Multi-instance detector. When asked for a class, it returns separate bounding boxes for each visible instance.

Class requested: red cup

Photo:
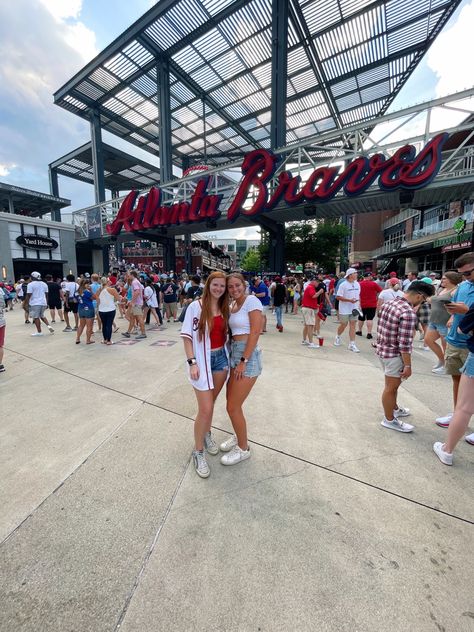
[318,337,324,346]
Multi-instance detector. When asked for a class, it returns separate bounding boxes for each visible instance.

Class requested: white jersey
[180,300,229,391]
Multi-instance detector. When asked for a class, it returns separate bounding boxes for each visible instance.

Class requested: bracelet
[403,365,411,368]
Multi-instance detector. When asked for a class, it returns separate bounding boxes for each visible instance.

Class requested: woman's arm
[183,338,199,381]
[242,310,261,360]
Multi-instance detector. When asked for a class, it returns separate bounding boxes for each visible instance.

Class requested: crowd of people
[1,252,473,474]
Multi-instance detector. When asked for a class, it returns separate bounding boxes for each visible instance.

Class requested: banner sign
[16,234,58,250]
[86,208,102,239]
[106,133,448,236]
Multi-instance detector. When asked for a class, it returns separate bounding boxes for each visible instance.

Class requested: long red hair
[198,272,229,341]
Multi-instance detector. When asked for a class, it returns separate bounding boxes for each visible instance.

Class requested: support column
[7,195,14,214]
[165,237,176,273]
[90,109,106,205]
[158,58,173,184]
[270,0,289,151]
[268,223,285,274]
[49,171,62,221]
[184,233,192,273]
[102,245,110,276]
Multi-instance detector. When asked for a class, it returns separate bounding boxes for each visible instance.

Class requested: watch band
[240,356,249,363]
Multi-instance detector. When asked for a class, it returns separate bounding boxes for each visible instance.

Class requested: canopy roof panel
[49,142,161,191]
[0,182,70,218]
[54,0,462,166]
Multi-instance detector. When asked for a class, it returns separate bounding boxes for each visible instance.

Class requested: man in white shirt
[334,268,361,353]
[23,272,54,336]
[402,271,417,291]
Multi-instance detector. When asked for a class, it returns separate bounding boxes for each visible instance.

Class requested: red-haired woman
[181,272,230,478]
[220,272,262,466]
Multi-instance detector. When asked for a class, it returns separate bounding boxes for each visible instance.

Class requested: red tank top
[210,315,226,349]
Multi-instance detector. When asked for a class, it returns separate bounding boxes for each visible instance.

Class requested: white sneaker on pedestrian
[204,432,219,455]
[348,342,360,353]
[334,336,341,346]
[192,450,210,478]
[47,325,54,334]
[219,434,238,453]
[31,332,43,337]
[435,413,453,428]
[433,442,453,466]
[465,433,474,445]
[394,407,410,418]
[301,340,309,345]
[307,342,320,348]
[381,417,414,432]
[432,365,446,375]
[220,445,251,466]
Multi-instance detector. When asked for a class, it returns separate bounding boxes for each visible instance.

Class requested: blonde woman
[425,271,462,373]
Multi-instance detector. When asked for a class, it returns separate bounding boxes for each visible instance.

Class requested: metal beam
[158,58,173,184]
[90,108,106,204]
[271,0,288,151]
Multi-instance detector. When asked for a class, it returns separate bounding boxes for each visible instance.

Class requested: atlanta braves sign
[106,133,448,236]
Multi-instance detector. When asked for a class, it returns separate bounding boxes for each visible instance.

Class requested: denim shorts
[210,347,228,373]
[78,307,95,319]
[460,352,474,378]
[230,340,262,378]
[428,322,448,337]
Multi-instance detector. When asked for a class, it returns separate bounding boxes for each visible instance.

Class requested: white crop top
[229,295,263,335]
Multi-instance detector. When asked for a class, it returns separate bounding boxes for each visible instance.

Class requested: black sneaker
[121,332,131,338]
[355,331,362,336]
[0,364,5,373]
[367,333,373,340]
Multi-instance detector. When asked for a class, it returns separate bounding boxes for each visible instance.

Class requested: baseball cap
[274,276,282,283]
[31,271,41,279]
[84,272,91,278]
[420,277,433,285]
[389,271,398,277]
[344,267,357,278]
[388,278,399,286]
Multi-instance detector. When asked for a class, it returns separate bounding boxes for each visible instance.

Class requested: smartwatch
[187,358,197,366]
[240,357,249,364]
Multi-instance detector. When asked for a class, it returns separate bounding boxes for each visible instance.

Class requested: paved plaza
[0,307,473,632]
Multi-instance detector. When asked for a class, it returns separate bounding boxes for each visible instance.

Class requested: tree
[284,219,349,272]
[240,247,262,273]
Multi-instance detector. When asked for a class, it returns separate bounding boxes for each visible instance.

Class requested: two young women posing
[181,272,262,478]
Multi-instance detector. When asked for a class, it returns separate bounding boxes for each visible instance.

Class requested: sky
[0,0,473,241]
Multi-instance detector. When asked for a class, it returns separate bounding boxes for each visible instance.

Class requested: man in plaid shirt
[376,280,435,432]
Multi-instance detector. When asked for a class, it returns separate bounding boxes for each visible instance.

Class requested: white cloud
[38,0,97,62]
[427,0,474,98]
[38,0,82,22]
[0,163,17,177]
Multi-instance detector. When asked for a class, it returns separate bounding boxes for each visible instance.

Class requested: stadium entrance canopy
[53,0,468,271]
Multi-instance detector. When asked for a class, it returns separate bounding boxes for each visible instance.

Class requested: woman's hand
[234,362,245,380]
[190,364,200,381]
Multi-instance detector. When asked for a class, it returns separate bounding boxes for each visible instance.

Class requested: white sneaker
[432,366,446,375]
[381,417,414,432]
[192,450,210,478]
[394,407,410,418]
[47,325,54,334]
[348,342,360,353]
[334,336,341,346]
[204,432,219,455]
[433,442,453,465]
[307,342,320,348]
[220,445,251,466]
[219,434,238,453]
[435,413,453,428]
[31,332,43,337]
[301,340,309,345]
[465,433,474,445]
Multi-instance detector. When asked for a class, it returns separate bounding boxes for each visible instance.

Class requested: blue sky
[0,0,473,240]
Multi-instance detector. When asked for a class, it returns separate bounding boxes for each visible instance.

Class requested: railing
[412,209,473,240]
[382,208,421,230]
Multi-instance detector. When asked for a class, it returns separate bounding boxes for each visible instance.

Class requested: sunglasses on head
[461,268,474,277]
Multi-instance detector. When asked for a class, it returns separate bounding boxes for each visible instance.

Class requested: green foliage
[284,219,349,271]
[240,247,262,273]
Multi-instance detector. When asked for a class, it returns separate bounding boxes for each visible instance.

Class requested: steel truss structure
[72,89,474,239]
[55,0,463,177]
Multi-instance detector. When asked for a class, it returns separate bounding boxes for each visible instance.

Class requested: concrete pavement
[0,306,472,632]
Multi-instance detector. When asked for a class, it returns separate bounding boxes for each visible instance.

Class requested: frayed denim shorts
[460,351,474,378]
[428,322,448,336]
[210,347,228,373]
[230,340,262,378]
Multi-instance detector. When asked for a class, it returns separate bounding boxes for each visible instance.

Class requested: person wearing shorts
[357,272,380,340]
[45,274,63,323]
[249,276,269,333]
[63,274,79,331]
[221,273,263,467]
[122,270,146,339]
[435,252,474,428]
[181,272,230,479]
[376,281,435,433]
[24,272,54,337]
[433,303,474,465]
[334,268,361,353]
[301,277,323,348]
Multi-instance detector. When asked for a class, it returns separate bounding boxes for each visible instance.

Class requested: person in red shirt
[108,272,117,286]
[301,278,324,348]
[356,272,381,339]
